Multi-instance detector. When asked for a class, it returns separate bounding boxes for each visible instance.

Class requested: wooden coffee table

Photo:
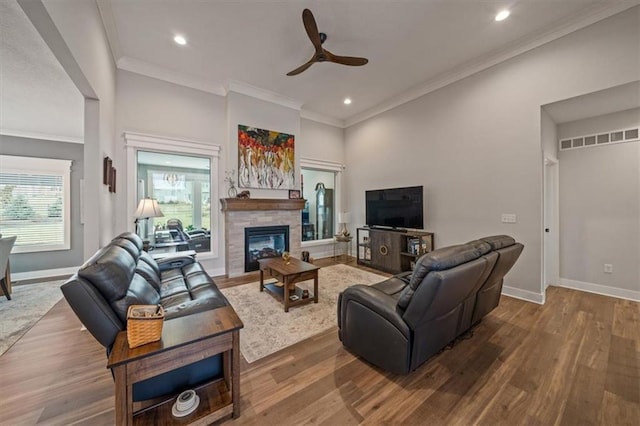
[258,257,320,312]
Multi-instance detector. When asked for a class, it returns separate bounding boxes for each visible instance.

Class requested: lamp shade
[338,212,351,224]
[134,198,164,219]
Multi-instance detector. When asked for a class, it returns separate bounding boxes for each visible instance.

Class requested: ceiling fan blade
[325,50,369,66]
[302,9,323,53]
[286,57,316,76]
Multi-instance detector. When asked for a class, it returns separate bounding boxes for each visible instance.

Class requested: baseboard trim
[557,278,640,302]
[11,266,79,283]
[206,267,226,278]
[502,285,545,304]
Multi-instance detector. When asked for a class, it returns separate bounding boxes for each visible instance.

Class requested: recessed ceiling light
[174,35,187,45]
[343,98,352,105]
[495,10,510,21]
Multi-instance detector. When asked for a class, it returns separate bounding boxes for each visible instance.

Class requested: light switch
[501,213,517,223]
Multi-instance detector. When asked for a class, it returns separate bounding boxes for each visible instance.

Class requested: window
[0,155,71,253]
[137,151,211,253]
[300,159,344,243]
[124,132,220,257]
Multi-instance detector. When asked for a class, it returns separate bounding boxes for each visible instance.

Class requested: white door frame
[543,155,560,295]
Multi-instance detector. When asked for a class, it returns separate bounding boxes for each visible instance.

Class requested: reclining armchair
[337,235,523,374]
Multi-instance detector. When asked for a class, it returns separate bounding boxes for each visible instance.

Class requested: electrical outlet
[604,264,613,273]
[501,213,517,223]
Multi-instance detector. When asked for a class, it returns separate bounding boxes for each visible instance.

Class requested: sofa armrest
[156,256,195,272]
[338,285,409,338]
[338,284,412,374]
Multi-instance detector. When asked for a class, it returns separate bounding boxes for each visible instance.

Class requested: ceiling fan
[286,9,369,76]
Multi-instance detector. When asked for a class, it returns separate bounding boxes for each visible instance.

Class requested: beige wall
[557,108,640,295]
[38,0,117,255]
[115,70,227,273]
[115,72,345,274]
[345,8,640,301]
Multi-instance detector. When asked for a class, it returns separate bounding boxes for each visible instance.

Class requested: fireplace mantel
[220,198,305,211]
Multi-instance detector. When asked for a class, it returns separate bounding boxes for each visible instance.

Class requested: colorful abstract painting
[238,125,295,189]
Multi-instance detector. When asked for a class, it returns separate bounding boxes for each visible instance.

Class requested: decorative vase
[228,186,237,198]
[282,251,291,264]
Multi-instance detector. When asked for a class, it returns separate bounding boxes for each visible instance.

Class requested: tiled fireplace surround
[222,199,303,278]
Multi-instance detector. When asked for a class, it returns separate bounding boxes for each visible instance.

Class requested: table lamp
[338,212,351,237]
[134,198,164,250]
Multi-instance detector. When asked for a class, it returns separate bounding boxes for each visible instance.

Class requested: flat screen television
[365,186,424,229]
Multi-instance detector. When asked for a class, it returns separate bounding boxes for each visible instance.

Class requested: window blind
[0,155,71,253]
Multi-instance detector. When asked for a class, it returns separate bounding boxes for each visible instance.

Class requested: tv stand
[357,227,434,274]
[368,226,408,233]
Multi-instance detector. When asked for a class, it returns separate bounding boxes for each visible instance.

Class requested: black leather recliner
[61,232,229,401]
[337,235,523,374]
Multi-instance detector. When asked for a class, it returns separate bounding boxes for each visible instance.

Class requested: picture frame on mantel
[288,190,301,199]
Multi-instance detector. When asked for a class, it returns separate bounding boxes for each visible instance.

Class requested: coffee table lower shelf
[133,380,232,425]
[263,282,315,309]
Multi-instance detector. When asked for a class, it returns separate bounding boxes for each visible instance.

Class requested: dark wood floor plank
[605,335,640,403]
[0,261,638,426]
[601,390,640,426]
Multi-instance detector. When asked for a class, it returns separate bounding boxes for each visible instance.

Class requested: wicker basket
[126,304,164,348]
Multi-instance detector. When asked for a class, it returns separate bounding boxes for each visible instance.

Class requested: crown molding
[123,131,221,156]
[0,128,84,144]
[225,80,303,111]
[96,0,121,63]
[300,110,345,128]
[300,157,345,172]
[117,56,226,96]
[345,1,640,127]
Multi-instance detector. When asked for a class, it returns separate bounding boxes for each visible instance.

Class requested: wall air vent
[559,127,639,151]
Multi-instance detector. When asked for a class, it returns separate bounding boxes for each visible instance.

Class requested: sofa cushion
[111,238,141,261]
[160,276,190,299]
[135,260,162,292]
[182,262,205,277]
[399,242,491,310]
[116,232,144,251]
[111,273,161,323]
[138,251,161,277]
[372,276,409,299]
[408,242,491,289]
[481,235,515,250]
[78,245,137,302]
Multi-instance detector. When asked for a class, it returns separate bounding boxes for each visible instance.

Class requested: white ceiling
[0,0,84,142]
[1,0,638,143]
[544,81,640,124]
[102,0,639,125]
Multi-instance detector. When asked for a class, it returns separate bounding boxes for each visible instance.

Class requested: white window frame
[0,155,71,253]
[124,132,221,259]
[300,157,344,247]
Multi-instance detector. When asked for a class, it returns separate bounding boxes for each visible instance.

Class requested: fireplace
[244,225,290,272]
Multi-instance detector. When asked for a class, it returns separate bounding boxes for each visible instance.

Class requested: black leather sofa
[337,235,523,374]
[61,232,230,401]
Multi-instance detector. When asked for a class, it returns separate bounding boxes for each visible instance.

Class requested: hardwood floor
[0,258,638,425]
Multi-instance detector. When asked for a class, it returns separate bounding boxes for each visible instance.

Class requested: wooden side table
[107,306,243,425]
[258,257,320,312]
[333,235,353,263]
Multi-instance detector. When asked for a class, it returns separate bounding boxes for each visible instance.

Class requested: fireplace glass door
[245,225,290,272]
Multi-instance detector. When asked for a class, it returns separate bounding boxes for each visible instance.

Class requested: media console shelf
[357,227,434,274]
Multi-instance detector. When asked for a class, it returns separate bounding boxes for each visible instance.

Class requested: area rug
[0,280,64,356]
[220,263,387,363]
